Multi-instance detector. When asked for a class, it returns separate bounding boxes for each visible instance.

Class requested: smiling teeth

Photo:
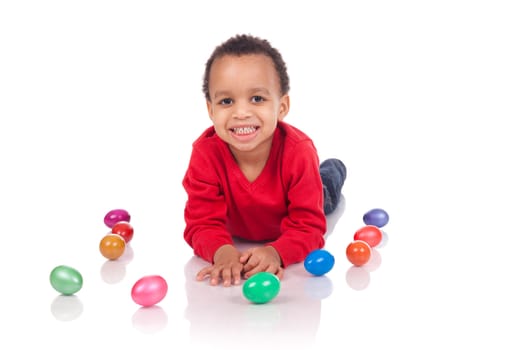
[232,127,256,135]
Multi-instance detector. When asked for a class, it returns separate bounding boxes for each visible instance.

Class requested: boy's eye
[219,98,233,105]
[252,96,264,103]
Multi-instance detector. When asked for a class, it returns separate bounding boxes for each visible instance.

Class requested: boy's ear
[206,100,213,120]
[278,94,290,121]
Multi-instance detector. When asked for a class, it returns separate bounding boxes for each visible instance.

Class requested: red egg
[353,225,382,248]
[131,275,168,307]
[111,221,134,243]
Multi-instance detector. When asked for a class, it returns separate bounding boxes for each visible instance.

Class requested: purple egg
[363,208,389,228]
[104,209,131,228]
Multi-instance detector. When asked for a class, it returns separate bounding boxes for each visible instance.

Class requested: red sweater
[182,121,326,267]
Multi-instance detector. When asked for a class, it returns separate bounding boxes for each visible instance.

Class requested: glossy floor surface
[1,1,524,349]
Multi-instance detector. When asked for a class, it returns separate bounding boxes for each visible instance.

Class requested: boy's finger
[196,266,212,281]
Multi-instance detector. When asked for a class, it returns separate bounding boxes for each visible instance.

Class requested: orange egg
[346,240,371,266]
[99,234,126,260]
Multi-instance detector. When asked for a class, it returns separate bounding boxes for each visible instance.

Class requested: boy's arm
[183,148,233,263]
[268,141,327,267]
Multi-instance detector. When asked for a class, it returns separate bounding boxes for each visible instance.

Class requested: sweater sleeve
[267,140,327,267]
[182,146,233,263]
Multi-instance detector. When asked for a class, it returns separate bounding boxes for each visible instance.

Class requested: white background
[1,1,524,349]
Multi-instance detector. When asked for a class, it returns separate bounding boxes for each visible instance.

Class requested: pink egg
[104,209,131,228]
[131,275,168,307]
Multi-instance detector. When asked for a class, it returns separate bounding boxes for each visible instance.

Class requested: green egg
[242,272,280,304]
[50,265,83,295]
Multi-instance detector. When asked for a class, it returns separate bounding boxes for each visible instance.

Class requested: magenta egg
[104,209,131,228]
[131,275,168,307]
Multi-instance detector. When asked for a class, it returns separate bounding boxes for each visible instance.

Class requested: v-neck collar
[220,126,283,191]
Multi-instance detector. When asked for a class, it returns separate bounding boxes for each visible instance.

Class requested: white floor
[1,1,524,349]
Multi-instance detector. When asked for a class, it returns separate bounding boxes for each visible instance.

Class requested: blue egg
[304,249,335,276]
[363,208,389,228]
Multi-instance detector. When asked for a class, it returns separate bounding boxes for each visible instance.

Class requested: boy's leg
[320,158,347,215]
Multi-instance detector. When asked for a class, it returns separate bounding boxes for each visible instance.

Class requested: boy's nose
[232,101,252,119]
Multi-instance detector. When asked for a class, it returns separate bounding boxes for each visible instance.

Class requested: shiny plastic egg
[111,221,134,243]
[304,249,335,276]
[50,265,83,295]
[363,208,389,228]
[242,272,280,304]
[104,209,131,228]
[99,234,126,260]
[346,240,372,266]
[131,275,168,307]
[353,225,383,248]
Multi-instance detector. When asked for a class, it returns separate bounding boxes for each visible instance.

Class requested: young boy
[183,34,346,286]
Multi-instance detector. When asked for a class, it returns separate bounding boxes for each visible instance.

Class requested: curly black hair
[202,34,290,101]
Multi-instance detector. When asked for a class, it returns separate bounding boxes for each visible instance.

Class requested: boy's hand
[196,244,243,287]
[240,246,284,280]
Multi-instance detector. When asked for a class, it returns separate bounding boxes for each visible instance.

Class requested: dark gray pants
[320,158,346,215]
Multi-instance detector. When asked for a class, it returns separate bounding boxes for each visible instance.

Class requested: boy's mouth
[230,126,259,135]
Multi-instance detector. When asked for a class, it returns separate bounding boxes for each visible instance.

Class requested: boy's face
[206,54,289,157]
